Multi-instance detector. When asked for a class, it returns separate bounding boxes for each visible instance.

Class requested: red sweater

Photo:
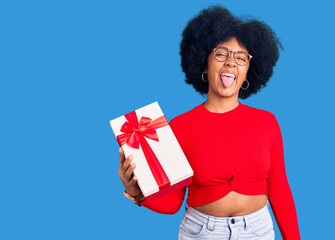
[139,101,301,240]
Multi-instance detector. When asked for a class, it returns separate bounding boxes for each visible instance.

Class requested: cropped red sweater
[138,101,300,240]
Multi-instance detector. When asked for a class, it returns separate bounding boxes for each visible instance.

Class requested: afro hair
[180,5,283,99]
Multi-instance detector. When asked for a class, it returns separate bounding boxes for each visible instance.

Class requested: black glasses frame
[212,47,253,66]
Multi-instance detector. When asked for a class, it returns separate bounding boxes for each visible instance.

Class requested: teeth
[222,73,236,79]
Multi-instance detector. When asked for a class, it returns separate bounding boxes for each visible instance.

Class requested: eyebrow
[217,46,249,54]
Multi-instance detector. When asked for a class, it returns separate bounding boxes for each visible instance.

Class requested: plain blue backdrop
[1,0,334,239]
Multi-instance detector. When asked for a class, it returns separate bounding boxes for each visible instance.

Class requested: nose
[224,52,236,67]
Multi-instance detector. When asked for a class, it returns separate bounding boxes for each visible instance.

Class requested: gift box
[110,101,193,202]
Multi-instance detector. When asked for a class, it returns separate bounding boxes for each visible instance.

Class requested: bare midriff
[193,191,268,217]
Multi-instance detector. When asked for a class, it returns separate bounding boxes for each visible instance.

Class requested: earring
[202,72,208,82]
[241,79,249,90]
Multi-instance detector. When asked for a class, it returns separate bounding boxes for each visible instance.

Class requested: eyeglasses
[212,47,252,66]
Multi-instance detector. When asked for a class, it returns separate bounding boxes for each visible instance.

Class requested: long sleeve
[267,114,301,240]
[137,186,186,214]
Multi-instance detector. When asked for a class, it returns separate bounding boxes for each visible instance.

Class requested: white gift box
[110,101,193,202]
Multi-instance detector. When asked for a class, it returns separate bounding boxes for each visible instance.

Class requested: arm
[136,186,186,214]
[267,114,301,240]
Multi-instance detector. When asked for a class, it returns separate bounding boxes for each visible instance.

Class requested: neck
[204,94,240,113]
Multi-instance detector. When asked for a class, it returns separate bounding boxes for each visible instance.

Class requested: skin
[118,37,267,217]
[118,148,143,203]
[204,37,249,113]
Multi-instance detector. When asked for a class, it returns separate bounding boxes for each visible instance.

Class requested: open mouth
[220,73,236,88]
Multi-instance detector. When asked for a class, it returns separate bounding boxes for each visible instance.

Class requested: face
[205,37,250,100]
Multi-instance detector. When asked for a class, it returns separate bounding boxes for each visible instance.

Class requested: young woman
[118,6,301,240]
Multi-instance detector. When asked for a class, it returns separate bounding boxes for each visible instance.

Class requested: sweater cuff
[135,199,145,207]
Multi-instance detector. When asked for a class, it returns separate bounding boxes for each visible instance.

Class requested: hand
[118,148,144,201]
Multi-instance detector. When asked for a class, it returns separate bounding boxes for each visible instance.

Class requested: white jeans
[179,200,275,239]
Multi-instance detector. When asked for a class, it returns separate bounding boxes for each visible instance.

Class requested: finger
[118,162,123,177]
[129,175,138,185]
[122,154,134,173]
[124,162,136,182]
[119,147,125,163]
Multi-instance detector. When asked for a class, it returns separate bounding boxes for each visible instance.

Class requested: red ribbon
[117,111,170,191]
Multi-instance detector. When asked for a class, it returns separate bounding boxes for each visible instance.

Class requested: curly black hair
[180,5,283,99]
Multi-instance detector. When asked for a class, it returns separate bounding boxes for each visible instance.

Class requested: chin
[217,90,237,98]
[210,84,237,98]
[220,84,237,93]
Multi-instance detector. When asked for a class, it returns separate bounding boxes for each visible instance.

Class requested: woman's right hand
[118,148,144,201]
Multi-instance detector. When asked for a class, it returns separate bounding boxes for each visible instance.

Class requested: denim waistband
[185,199,270,231]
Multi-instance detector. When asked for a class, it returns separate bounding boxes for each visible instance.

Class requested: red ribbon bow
[117,111,170,191]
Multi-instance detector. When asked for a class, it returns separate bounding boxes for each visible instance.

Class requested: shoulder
[242,103,277,121]
[242,104,282,144]
[168,102,279,128]
[169,104,201,126]
[167,105,202,142]
[240,103,281,133]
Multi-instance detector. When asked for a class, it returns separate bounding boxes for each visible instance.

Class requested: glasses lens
[235,52,249,66]
[214,48,229,62]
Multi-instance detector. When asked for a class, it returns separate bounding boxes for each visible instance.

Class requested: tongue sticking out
[221,75,235,88]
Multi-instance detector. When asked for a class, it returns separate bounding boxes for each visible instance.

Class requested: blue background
[1,0,334,239]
